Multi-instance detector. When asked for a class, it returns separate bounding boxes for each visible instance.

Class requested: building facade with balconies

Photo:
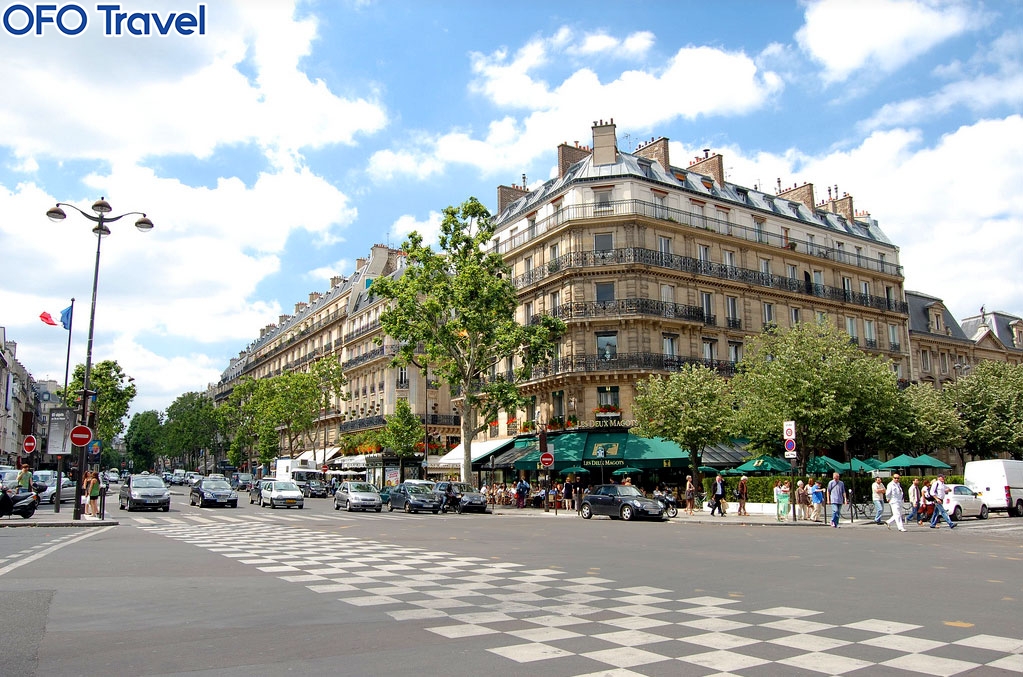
[489,119,911,433]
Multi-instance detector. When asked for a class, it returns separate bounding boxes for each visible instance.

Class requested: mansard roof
[960,310,1023,352]
[904,290,970,341]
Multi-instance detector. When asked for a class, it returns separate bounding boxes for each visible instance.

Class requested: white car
[941,483,989,521]
[256,479,304,509]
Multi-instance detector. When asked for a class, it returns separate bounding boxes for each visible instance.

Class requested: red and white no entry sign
[540,451,555,467]
[22,435,36,453]
[70,425,93,446]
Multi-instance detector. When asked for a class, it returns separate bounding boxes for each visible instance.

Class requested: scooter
[440,492,463,514]
[0,484,43,519]
[654,490,679,518]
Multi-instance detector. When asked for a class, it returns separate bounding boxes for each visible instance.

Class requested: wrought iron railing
[343,320,381,343]
[339,415,386,433]
[342,344,399,371]
[531,298,706,324]
[526,352,737,380]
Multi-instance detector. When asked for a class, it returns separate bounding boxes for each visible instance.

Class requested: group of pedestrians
[826,472,956,531]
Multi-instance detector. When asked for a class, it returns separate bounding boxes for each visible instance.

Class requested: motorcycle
[440,492,462,514]
[654,490,679,518]
[0,483,44,519]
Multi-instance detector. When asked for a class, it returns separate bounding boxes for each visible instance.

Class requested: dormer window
[638,159,653,178]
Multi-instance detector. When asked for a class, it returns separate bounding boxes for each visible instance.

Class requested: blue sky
[2,0,1021,416]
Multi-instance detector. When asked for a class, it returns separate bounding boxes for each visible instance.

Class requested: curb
[0,519,120,528]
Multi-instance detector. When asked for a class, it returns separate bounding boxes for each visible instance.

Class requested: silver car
[39,477,76,504]
[334,481,382,512]
[119,474,171,512]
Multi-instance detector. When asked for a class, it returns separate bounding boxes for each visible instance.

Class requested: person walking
[88,471,102,518]
[778,481,791,521]
[919,480,934,525]
[885,474,906,532]
[906,478,921,523]
[810,479,824,521]
[795,480,808,520]
[17,464,32,493]
[737,476,748,516]
[709,475,726,516]
[872,476,886,524]
[684,475,696,516]
[827,472,846,528]
[81,471,95,517]
[929,475,956,529]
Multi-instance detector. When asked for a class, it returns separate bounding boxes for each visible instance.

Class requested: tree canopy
[371,197,565,481]
[124,410,164,472]
[62,359,136,466]
[952,361,1023,462]
[163,391,220,471]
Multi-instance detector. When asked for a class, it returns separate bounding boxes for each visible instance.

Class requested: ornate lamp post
[46,197,153,520]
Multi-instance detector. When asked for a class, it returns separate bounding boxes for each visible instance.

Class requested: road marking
[0,527,113,578]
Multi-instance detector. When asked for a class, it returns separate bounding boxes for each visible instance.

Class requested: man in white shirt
[929,475,956,529]
[885,474,906,532]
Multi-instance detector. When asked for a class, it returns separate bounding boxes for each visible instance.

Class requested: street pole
[55,297,74,513]
[46,198,153,521]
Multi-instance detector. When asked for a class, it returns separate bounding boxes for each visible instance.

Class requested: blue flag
[60,305,72,330]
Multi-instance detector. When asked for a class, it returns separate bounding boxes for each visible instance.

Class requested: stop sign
[540,451,554,468]
[70,425,93,447]
[321,464,328,472]
[23,435,36,453]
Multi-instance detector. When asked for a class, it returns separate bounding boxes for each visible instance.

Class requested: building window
[921,350,931,372]
[760,259,771,275]
[702,339,717,361]
[716,209,731,235]
[865,320,876,348]
[596,333,618,359]
[791,308,800,325]
[549,243,559,261]
[659,236,671,255]
[663,334,677,356]
[552,199,564,224]
[817,311,828,324]
[523,256,532,274]
[524,302,533,324]
[846,317,858,340]
[763,303,775,324]
[653,193,668,219]
[594,233,613,251]
[893,362,903,379]
[595,282,615,303]
[754,218,766,243]
[782,227,790,247]
[932,312,943,333]
[728,342,742,363]
[860,281,870,297]
[597,386,620,409]
[726,296,738,322]
[552,391,564,418]
[550,291,560,313]
[940,353,949,374]
[723,250,735,268]
[690,201,705,227]
[699,244,711,262]
[701,292,714,317]
[594,189,612,213]
[888,324,899,348]
[787,264,798,280]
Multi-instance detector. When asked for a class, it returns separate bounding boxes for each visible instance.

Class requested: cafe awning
[513,430,691,471]
[437,437,517,467]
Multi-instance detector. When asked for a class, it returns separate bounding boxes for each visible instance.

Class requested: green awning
[734,456,792,474]
[513,430,691,471]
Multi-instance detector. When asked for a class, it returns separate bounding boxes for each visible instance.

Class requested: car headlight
[161,492,170,499]
[230,492,238,499]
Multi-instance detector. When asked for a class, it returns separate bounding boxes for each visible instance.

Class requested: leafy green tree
[164,392,220,471]
[632,364,734,480]
[62,359,136,451]
[260,370,321,459]
[221,377,260,470]
[731,322,900,468]
[377,398,424,481]
[952,361,1023,462]
[371,197,565,481]
[124,410,164,472]
[310,356,348,468]
[884,383,965,457]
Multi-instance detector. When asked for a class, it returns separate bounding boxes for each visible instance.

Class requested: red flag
[40,312,58,326]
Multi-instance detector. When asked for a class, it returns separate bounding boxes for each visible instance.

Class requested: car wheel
[456,503,463,515]
[231,502,237,508]
[387,503,394,512]
[375,507,381,512]
[189,494,195,506]
[404,502,411,514]
[297,504,302,509]
[980,504,989,519]
[346,500,352,512]
[333,500,340,511]
[620,505,635,521]
[1016,499,1023,517]
[249,495,254,504]
[581,504,593,519]
[162,505,170,512]
[118,498,124,510]
[951,505,962,521]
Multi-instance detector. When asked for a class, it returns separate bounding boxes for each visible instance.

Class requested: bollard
[100,485,107,521]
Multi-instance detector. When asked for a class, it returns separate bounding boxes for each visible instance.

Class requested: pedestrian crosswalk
[122,509,410,526]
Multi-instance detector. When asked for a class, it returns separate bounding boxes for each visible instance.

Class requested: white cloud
[621,31,655,58]
[378,30,781,180]
[390,211,443,247]
[796,0,980,83]
[307,259,352,286]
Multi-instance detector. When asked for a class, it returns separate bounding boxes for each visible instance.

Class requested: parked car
[964,459,1023,517]
[230,472,253,491]
[334,481,382,512]
[942,483,989,521]
[255,479,304,509]
[190,478,239,508]
[303,479,328,498]
[433,481,488,514]
[580,484,665,521]
[377,484,393,505]
[388,483,442,514]
[104,469,121,484]
[118,474,171,512]
[0,469,20,490]
[39,477,76,504]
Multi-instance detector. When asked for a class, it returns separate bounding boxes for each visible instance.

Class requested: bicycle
[850,495,875,521]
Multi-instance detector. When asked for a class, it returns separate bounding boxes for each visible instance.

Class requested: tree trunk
[460,399,474,483]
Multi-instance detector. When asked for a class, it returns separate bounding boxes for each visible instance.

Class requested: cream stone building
[486,119,911,435]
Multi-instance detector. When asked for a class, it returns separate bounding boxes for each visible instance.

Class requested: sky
[1,0,1021,418]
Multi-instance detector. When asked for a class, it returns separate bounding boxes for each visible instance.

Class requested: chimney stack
[558,141,592,178]
[591,118,618,166]
[778,182,816,212]
[497,182,530,213]
[633,136,670,173]
[687,151,725,188]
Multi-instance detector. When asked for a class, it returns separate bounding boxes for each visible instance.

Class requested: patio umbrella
[914,453,952,469]
[698,466,718,474]
[611,467,643,475]
[559,467,590,475]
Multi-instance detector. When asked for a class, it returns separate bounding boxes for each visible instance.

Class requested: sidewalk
[0,503,119,528]
[490,503,886,528]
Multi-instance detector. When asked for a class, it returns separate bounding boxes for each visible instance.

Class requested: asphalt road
[2,493,1021,676]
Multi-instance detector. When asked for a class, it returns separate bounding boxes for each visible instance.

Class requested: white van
[964,459,1023,516]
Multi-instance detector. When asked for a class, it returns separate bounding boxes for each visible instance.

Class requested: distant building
[905,291,975,386]
[960,308,1023,366]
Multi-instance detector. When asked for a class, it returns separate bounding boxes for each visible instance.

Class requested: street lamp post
[46,197,153,521]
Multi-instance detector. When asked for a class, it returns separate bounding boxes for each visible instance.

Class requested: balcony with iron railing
[526,352,737,380]
[727,317,742,329]
[514,246,909,314]
[531,298,707,324]
[420,414,461,427]
[495,198,903,277]
[396,379,409,390]
[343,320,381,343]
[341,344,399,371]
[339,415,386,433]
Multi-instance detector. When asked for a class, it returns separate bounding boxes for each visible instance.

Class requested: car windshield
[275,481,299,491]
[237,474,252,481]
[406,485,432,495]
[616,486,643,497]
[134,478,165,488]
[350,483,376,493]
[451,483,475,493]
[203,480,231,490]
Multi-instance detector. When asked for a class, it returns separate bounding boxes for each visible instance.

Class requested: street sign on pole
[783,421,796,440]
[47,408,74,456]
[540,452,554,468]
[22,435,36,453]
[70,425,93,447]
